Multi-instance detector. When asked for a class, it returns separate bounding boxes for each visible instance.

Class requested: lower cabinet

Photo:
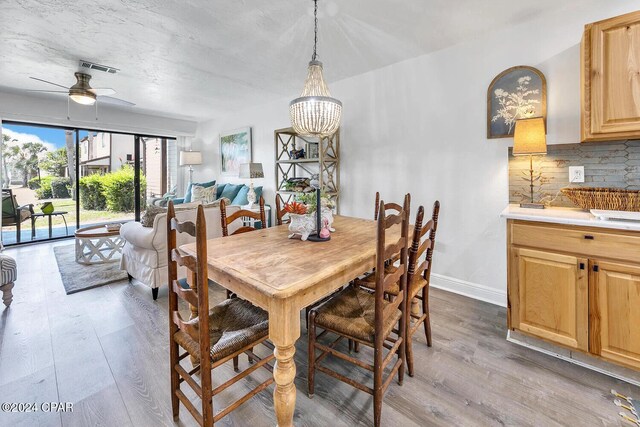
[507,220,640,370]
[512,248,588,351]
[590,260,640,370]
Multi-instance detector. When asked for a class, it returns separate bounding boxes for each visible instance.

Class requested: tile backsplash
[508,140,640,207]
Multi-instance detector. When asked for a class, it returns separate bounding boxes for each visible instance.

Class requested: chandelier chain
[312,0,318,61]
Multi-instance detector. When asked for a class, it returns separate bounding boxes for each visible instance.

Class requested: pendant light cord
[312,0,318,61]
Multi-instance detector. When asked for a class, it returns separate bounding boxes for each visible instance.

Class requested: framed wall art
[487,66,547,139]
[220,127,252,176]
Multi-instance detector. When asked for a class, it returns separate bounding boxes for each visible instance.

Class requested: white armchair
[119,204,240,299]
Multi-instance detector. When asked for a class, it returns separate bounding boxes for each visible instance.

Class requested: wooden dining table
[180,215,383,426]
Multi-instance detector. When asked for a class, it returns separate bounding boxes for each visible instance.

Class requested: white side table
[241,205,271,229]
[75,224,125,264]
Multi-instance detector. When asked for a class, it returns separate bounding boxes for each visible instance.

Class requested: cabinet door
[584,12,640,140]
[590,261,640,369]
[515,248,588,351]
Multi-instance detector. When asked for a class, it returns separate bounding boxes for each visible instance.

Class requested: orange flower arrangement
[283,201,308,215]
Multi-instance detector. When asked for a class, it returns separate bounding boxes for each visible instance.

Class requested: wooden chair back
[220,196,266,236]
[407,201,441,284]
[167,201,212,385]
[373,191,404,221]
[275,195,290,226]
[374,194,410,336]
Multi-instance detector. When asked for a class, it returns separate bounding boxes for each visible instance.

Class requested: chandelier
[289,0,342,137]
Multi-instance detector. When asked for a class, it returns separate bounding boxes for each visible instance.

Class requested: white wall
[192,1,640,306]
[0,90,197,137]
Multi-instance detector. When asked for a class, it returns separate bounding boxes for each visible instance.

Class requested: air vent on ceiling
[79,60,119,74]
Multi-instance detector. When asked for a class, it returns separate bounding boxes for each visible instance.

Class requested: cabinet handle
[593,265,599,272]
[579,262,585,270]
[584,235,594,240]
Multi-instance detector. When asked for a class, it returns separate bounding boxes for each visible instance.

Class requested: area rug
[54,244,128,294]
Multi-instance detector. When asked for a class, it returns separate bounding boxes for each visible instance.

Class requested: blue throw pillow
[232,185,262,206]
[216,183,227,199]
[184,180,216,203]
[220,183,243,202]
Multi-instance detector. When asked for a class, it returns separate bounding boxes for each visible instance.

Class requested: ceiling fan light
[69,91,96,105]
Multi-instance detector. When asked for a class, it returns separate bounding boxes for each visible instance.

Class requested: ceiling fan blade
[98,95,135,107]
[29,76,69,89]
[27,89,68,93]
[89,88,116,96]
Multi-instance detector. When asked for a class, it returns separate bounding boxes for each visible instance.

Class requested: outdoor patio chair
[1,189,35,243]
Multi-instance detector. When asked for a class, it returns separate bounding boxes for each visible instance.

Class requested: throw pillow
[220,183,243,202]
[216,183,227,199]
[231,185,263,206]
[191,184,217,203]
[141,205,167,227]
[184,180,216,203]
[203,197,231,208]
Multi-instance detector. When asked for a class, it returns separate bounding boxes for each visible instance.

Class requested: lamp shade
[513,117,547,156]
[239,163,264,179]
[179,150,202,166]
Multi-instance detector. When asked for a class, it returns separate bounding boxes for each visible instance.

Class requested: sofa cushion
[184,180,216,203]
[231,185,262,206]
[192,184,217,203]
[141,205,167,227]
[216,183,227,199]
[220,183,243,202]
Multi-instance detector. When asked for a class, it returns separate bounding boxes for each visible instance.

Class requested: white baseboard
[430,273,506,307]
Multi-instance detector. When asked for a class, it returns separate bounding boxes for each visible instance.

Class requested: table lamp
[513,117,547,209]
[179,150,202,185]
[239,163,264,208]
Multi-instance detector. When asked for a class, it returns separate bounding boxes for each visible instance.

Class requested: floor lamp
[179,150,202,188]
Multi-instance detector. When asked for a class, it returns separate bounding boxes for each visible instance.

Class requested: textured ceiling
[0,0,566,121]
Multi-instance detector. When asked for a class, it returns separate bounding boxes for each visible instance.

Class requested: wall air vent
[79,60,119,74]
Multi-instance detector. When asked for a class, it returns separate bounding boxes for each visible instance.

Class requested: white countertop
[500,204,640,232]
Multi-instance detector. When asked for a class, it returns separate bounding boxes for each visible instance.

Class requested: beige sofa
[119,204,240,299]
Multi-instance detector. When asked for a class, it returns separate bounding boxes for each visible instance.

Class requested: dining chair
[357,200,441,376]
[308,194,410,427]
[220,196,266,236]
[220,196,266,299]
[275,195,290,226]
[167,201,274,427]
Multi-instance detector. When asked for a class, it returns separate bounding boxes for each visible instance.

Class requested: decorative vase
[288,213,316,241]
[41,202,54,214]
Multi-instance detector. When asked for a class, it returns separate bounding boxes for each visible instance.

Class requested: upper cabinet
[582,11,640,142]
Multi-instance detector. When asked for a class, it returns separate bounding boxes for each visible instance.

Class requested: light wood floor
[0,240,637,427]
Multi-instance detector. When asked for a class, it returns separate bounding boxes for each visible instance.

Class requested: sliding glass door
[0,121,177,246]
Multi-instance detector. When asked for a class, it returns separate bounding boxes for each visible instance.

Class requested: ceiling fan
[28,72,135,107]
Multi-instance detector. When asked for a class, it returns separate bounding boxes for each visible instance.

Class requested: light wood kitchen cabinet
[511,248,588,351]
[590,260,640,370]
[581,11,640,141]
[507,219,640,370]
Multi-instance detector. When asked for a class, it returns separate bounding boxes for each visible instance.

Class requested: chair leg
[308,310,317,398]
[170,345,180,419]
[354,342,360,353]
[423,288,432,347]
[398,318,405,386]
[1,282,14,307]
[233,356,239,372]
[373,344,383,427]
[406,320,415,377]
[152,287,159,300]
[16,221,20,243]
